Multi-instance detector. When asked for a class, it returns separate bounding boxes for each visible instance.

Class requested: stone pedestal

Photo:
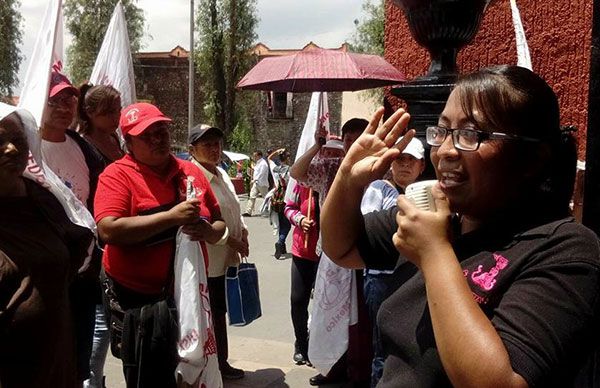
[392,81,454,179]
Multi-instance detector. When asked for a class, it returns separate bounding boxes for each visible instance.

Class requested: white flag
[284,92,329,200]
[18,0,64,125]
[175,225,222,386]
[90,0,137,108]
[510,0,532,70]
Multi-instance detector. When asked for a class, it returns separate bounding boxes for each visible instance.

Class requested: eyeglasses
[47,94,76,108]
[425,125,540,151]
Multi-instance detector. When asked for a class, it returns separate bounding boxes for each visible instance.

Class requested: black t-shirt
[357,207,600,388]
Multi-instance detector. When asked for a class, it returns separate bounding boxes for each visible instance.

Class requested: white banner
[510,0,532,70]
[174,232,222,387]
[308,253,358,375]
[90,0,137,108]
[18,0,64,125]
[284,92,329,201]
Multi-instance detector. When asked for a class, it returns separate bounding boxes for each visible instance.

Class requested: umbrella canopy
[223,150,250,162]
[237,46,406,92]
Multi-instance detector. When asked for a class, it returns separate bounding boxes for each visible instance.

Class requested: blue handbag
[226,261,262,326]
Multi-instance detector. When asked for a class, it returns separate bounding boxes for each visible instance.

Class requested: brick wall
[384,0,592,158]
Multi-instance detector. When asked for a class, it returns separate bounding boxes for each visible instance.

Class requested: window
[268,92,293,119]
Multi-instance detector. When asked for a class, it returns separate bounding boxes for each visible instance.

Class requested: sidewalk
[104,196,344,387]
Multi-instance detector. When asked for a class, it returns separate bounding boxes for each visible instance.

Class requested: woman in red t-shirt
[94,103,225,388]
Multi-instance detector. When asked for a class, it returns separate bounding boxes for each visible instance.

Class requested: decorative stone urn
[390,0,494,178]
[392,0,493,82]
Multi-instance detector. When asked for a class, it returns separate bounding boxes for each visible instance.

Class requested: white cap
[401,137,424,159]
[323,139,344,151]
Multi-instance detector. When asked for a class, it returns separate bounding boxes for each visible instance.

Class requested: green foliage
[350,0,385,103]
[195,0,258,140]
[350,0,385,56]
[0,0,23,97]
[64,0,145,85]
[229,115,253,153]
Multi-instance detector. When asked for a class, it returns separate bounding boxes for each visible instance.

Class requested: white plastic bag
[174,230,222,387]
[308,253,358,375]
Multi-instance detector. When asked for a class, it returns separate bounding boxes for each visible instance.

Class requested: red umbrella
[237,46,405,92]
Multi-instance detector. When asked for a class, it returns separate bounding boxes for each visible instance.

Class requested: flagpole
[188,0,195,135]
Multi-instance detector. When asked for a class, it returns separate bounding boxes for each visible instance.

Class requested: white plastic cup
[404,180,438,211]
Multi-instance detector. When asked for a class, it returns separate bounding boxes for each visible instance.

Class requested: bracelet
[215,226,229,246]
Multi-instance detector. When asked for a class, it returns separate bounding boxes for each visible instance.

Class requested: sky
[15,0,366,93]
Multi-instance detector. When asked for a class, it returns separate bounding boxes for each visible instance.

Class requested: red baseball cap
[49,69,78,98]
[120,103,172,137]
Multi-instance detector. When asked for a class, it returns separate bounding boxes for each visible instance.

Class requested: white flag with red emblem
[174,178,222,387]
[90,0,137,108]
[18,0,64,125]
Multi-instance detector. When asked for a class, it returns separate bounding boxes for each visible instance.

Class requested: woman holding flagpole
[284,183,319,365]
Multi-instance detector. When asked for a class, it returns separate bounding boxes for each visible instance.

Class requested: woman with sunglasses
[321,65,600,387]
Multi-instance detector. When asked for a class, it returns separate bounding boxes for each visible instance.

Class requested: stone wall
[248,91,343,158]
[133,57,205,150]
[384,0,592,158]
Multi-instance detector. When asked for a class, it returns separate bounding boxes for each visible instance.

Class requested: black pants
[101,272,177,388]
[208,275,229,367]
[290,256,319,353]
[70,275,99,382]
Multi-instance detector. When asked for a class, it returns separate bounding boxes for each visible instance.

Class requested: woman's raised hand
[340,107,414,188]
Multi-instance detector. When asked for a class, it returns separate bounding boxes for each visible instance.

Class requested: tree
[0,0,23,98]
[351,0,385,56]
[195,0,258,143]
[64,0,145,85]
[350,0,385,102]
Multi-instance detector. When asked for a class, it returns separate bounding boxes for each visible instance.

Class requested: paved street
[104,196,343,387]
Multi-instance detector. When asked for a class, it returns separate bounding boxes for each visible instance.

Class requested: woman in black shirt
[321,65,600,387]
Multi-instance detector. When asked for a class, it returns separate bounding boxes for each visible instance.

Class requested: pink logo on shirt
[470,253,509,291]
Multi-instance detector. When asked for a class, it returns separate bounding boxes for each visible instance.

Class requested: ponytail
[77,83,93,134]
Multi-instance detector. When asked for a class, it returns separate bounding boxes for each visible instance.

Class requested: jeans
[363,272,394,388]
[83,304,110,388]
[277,211,291,245]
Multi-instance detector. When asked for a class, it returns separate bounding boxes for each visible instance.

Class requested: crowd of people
[1,64,600,388]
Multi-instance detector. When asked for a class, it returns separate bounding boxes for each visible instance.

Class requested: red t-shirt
[94,154,220,294]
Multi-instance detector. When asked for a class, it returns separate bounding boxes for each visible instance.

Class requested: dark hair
[77,84,121,134]
[254,150,263,157]
[455,65,576,215]
[341,118,369,138]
